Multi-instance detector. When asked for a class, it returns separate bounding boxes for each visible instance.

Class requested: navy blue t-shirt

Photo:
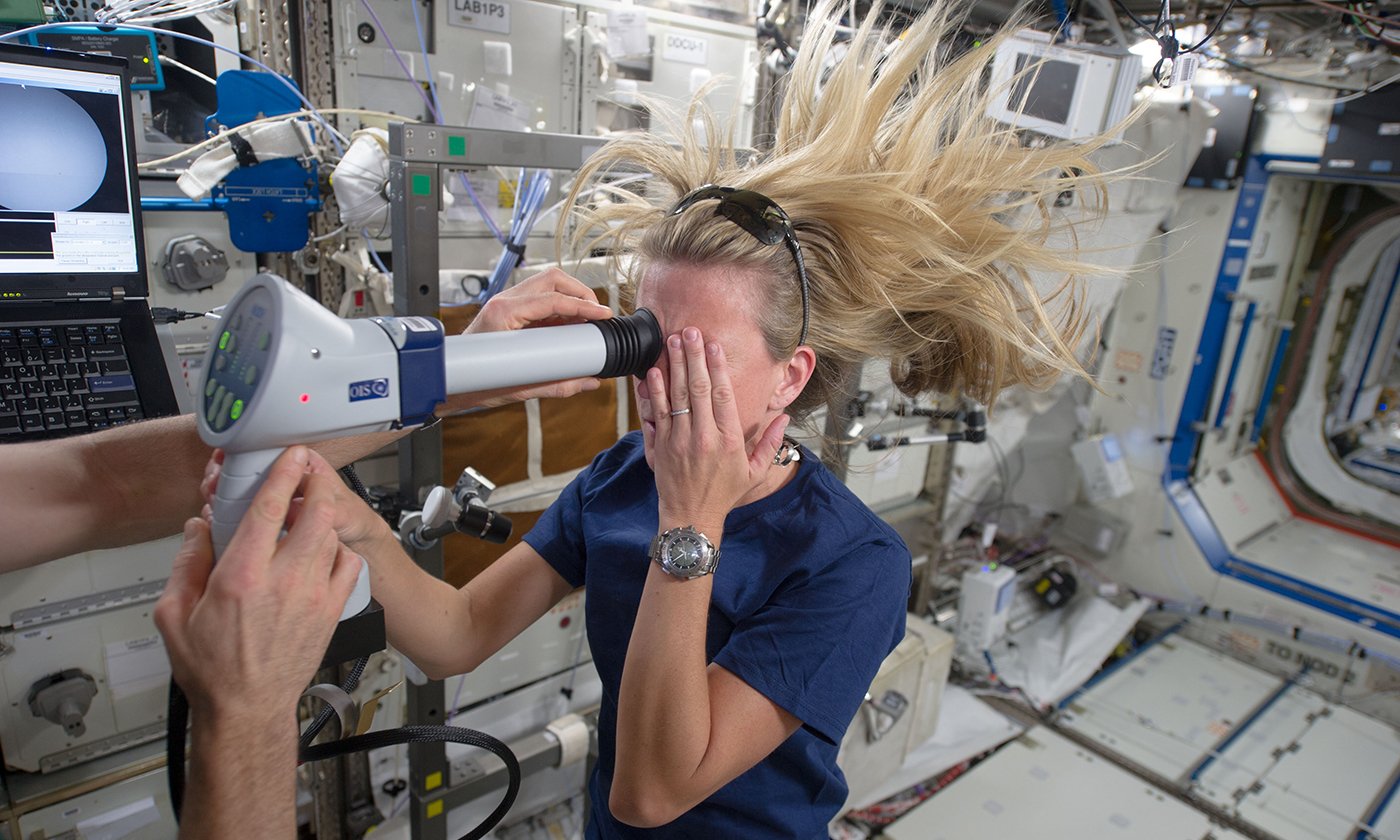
[523,432,911,839]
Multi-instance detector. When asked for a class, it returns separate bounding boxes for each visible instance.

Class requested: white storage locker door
[578,0,756,146]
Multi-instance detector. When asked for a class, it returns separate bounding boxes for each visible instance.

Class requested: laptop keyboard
[0,321,145,439]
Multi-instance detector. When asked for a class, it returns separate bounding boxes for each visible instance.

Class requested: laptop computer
[0,42,179,441]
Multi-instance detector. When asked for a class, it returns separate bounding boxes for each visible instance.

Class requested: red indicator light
[300,394,310,403]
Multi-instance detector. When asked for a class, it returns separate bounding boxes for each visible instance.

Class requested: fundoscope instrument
[195,272,661,617]
[168,272,661,839]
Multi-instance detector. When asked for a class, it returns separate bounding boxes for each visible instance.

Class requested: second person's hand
[157,445,362,722]
[201,448,392,558]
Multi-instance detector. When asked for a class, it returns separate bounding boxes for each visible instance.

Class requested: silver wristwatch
[648,526,720,579]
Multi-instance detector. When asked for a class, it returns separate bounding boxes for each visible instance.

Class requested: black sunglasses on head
[666,185,811,347]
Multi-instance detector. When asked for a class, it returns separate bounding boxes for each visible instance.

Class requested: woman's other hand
[647,327,788,535]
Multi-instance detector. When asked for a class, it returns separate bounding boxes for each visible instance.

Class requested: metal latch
[863,689,909,743]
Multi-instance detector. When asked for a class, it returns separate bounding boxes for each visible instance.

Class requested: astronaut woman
[259,0,1118,834]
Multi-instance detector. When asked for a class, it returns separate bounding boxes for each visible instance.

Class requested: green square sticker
[448,136,466,156]
[412,174,432,196]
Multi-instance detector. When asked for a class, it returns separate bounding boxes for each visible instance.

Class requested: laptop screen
[0,45,146,298]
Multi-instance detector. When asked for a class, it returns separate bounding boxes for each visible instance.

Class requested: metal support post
[309,665,346,840]
[387,122,604,840]
[390,148,448,840]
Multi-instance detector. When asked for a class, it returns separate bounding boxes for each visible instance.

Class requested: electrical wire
[301,655,370,747]
[1111,0,1238,84]
[158,53,216,86]
[311,224,349,242]
[1349,2,1400,46]
[96,0,237,24]
[0,22,346,156]
[358,0,440,123]
[411,0,445,126]
[399,0,506,243]
[442,167,553,306]
[1296,0,1398,25]
[1180,0,1238,53]
[455,173,507,243]
[485,167,552,302]
[363,234,392,274]
[136,107,401,170]
[1214,52,1400,95]
[300,725,520,840]
[444,673,470,726]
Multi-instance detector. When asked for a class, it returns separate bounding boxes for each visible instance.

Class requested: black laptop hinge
[111,286,125,300]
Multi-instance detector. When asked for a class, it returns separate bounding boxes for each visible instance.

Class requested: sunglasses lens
[718,194,786,245]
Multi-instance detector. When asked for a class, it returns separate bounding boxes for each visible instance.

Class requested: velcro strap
[228,131,259,168]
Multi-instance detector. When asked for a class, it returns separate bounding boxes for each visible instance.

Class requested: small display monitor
[1010,54,1081,126]
[987,31,1141,144]
[0,44,147,298]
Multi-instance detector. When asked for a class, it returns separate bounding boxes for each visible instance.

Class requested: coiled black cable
[300,655,370,747]
[168,685,521,839]
[299,725,521,840]
[340,464,371,504]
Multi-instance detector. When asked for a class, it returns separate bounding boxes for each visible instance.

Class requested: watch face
[666,534,705,573]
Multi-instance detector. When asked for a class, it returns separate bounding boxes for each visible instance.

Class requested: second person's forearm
[181,710,298,840]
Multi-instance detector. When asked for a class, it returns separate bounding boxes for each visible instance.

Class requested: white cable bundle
[331,128,392,238]
[175,118,317,200]
[95,0,236,24]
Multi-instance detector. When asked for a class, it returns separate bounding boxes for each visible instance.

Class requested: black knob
[459,503,512,544]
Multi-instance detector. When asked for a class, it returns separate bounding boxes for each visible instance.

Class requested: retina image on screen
[0,62,138,274]
[1009,54,1081,126]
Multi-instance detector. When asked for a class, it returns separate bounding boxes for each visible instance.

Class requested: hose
[167,683,521,840]
[300,725,521,840]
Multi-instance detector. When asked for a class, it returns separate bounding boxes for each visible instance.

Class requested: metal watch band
[648,525,720,579]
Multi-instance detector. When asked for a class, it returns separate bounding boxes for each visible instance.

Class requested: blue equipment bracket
[141,70,320,253]
[207,69,304,132]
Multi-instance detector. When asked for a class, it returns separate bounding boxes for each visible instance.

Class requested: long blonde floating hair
[561,0,1136,421]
